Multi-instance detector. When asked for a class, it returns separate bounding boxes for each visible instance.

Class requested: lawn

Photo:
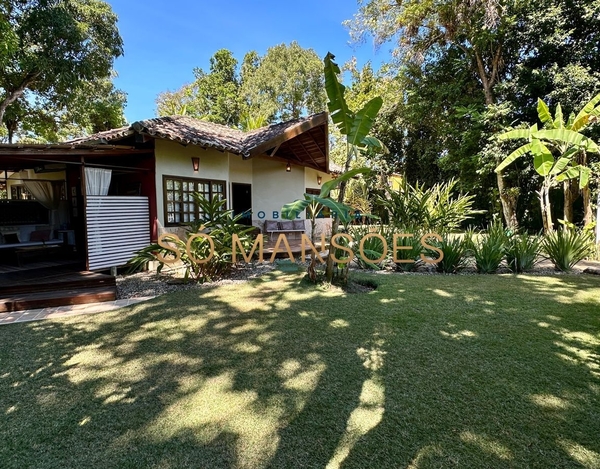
[1,271,600,468]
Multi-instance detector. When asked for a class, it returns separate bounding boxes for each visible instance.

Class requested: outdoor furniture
[14,244,62,266]
[0,229,64,265]
[263,220,306,239]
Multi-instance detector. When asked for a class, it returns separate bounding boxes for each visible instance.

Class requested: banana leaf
[324,52,353,136]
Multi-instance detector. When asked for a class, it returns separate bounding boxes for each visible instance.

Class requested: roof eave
[244,112,328,159]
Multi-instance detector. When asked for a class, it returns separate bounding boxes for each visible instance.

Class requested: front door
[231,183,252,225]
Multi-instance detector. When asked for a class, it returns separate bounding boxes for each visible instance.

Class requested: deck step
[0,271,115,296]
[0,286,117,313]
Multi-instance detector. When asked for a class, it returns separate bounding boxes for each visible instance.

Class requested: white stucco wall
[154,140,332,237]
[304,166,334,193]
[251,158,305,222]
[228,153,252,184]
[155,140,230,228]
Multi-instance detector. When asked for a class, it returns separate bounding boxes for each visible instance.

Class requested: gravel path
[116,263,276,299]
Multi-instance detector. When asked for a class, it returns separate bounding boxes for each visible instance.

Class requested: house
[0,112,334,273]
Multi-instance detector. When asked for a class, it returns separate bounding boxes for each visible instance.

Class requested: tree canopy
[240,41,325,122]
[345,0,600,230]
[156,42,326,127]
[0,0,125,141]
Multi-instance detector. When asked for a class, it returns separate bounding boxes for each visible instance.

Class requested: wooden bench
[263,220,306,239]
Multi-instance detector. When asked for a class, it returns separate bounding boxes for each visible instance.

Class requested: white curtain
[85,167,112,196]
[22,175,61,236]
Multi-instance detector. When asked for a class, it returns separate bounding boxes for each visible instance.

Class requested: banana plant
[495,93,600,232]
[282,167,372,281]
[323,52,385,282]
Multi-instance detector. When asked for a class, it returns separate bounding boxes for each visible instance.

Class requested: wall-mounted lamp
[286,161,291,172]
[191,157,200,172]
[317,176,322,185]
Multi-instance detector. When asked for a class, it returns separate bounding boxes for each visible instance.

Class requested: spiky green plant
[127,195,255,282]
[391,227,423,272]
[349,224,393,270]
[505,233,542,273]
[378,178,482,233]
[469,221,508,274]
[543,229,594,272]
[428,236,469,274]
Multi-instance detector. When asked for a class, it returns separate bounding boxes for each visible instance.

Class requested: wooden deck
[0,265,117,313]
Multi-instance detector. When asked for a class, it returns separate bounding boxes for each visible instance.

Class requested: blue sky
[106,0,387,123]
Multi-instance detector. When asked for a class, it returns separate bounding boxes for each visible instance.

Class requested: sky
[106,0,388,123]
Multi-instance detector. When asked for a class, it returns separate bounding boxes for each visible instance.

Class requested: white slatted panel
[86,196,150,270]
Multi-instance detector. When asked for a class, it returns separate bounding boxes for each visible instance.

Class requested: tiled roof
[67,125,134,144]
[68,113,328,159]
[134,116,246,155]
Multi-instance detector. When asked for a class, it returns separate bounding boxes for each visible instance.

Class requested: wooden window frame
[163,175,226,227]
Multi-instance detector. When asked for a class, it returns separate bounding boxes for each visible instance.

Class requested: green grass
[1,272,600,468]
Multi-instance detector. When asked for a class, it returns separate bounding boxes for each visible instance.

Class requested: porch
[0,263,117,313]
[0,143,155,310]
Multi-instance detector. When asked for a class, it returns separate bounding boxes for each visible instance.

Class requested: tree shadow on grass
[0,272,379,468]
[0,272,599,468]
[337,273,600,468]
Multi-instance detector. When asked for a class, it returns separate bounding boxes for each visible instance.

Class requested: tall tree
[156,43,326,127]
[323,52,384,283]
[240,41,326,122]
[155,84,196,117]
[347,0,600,230]
[2,76,126,143]
[346,0,519,227]
[0,0,123,128]
[156,49,240,126]
[496,95,600,232]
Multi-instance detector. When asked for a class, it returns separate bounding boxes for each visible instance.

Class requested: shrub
[378,178,483,233]
[505,233,542,273]
[349,224,391,270]
[469,221,507,274]
[127,195,255,282]
[428,235,469,274]
[543,229,594,272]
[391,227,423,272]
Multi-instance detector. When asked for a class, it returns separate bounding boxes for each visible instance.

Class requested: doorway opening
[231,183,252,225]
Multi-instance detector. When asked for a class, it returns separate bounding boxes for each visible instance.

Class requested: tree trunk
[582,184,593,227]
[539,182,553,233]
[0,72,40,127]
[307,211,317,282]
[325,144,352,283]
[5,119,18,144]
[474,46,519,229]
[496,171,518,230]
[563,179,578,223]
[581,150,593,226]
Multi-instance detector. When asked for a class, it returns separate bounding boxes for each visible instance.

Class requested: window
[163,176,225,226]
[10,185,32,200]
